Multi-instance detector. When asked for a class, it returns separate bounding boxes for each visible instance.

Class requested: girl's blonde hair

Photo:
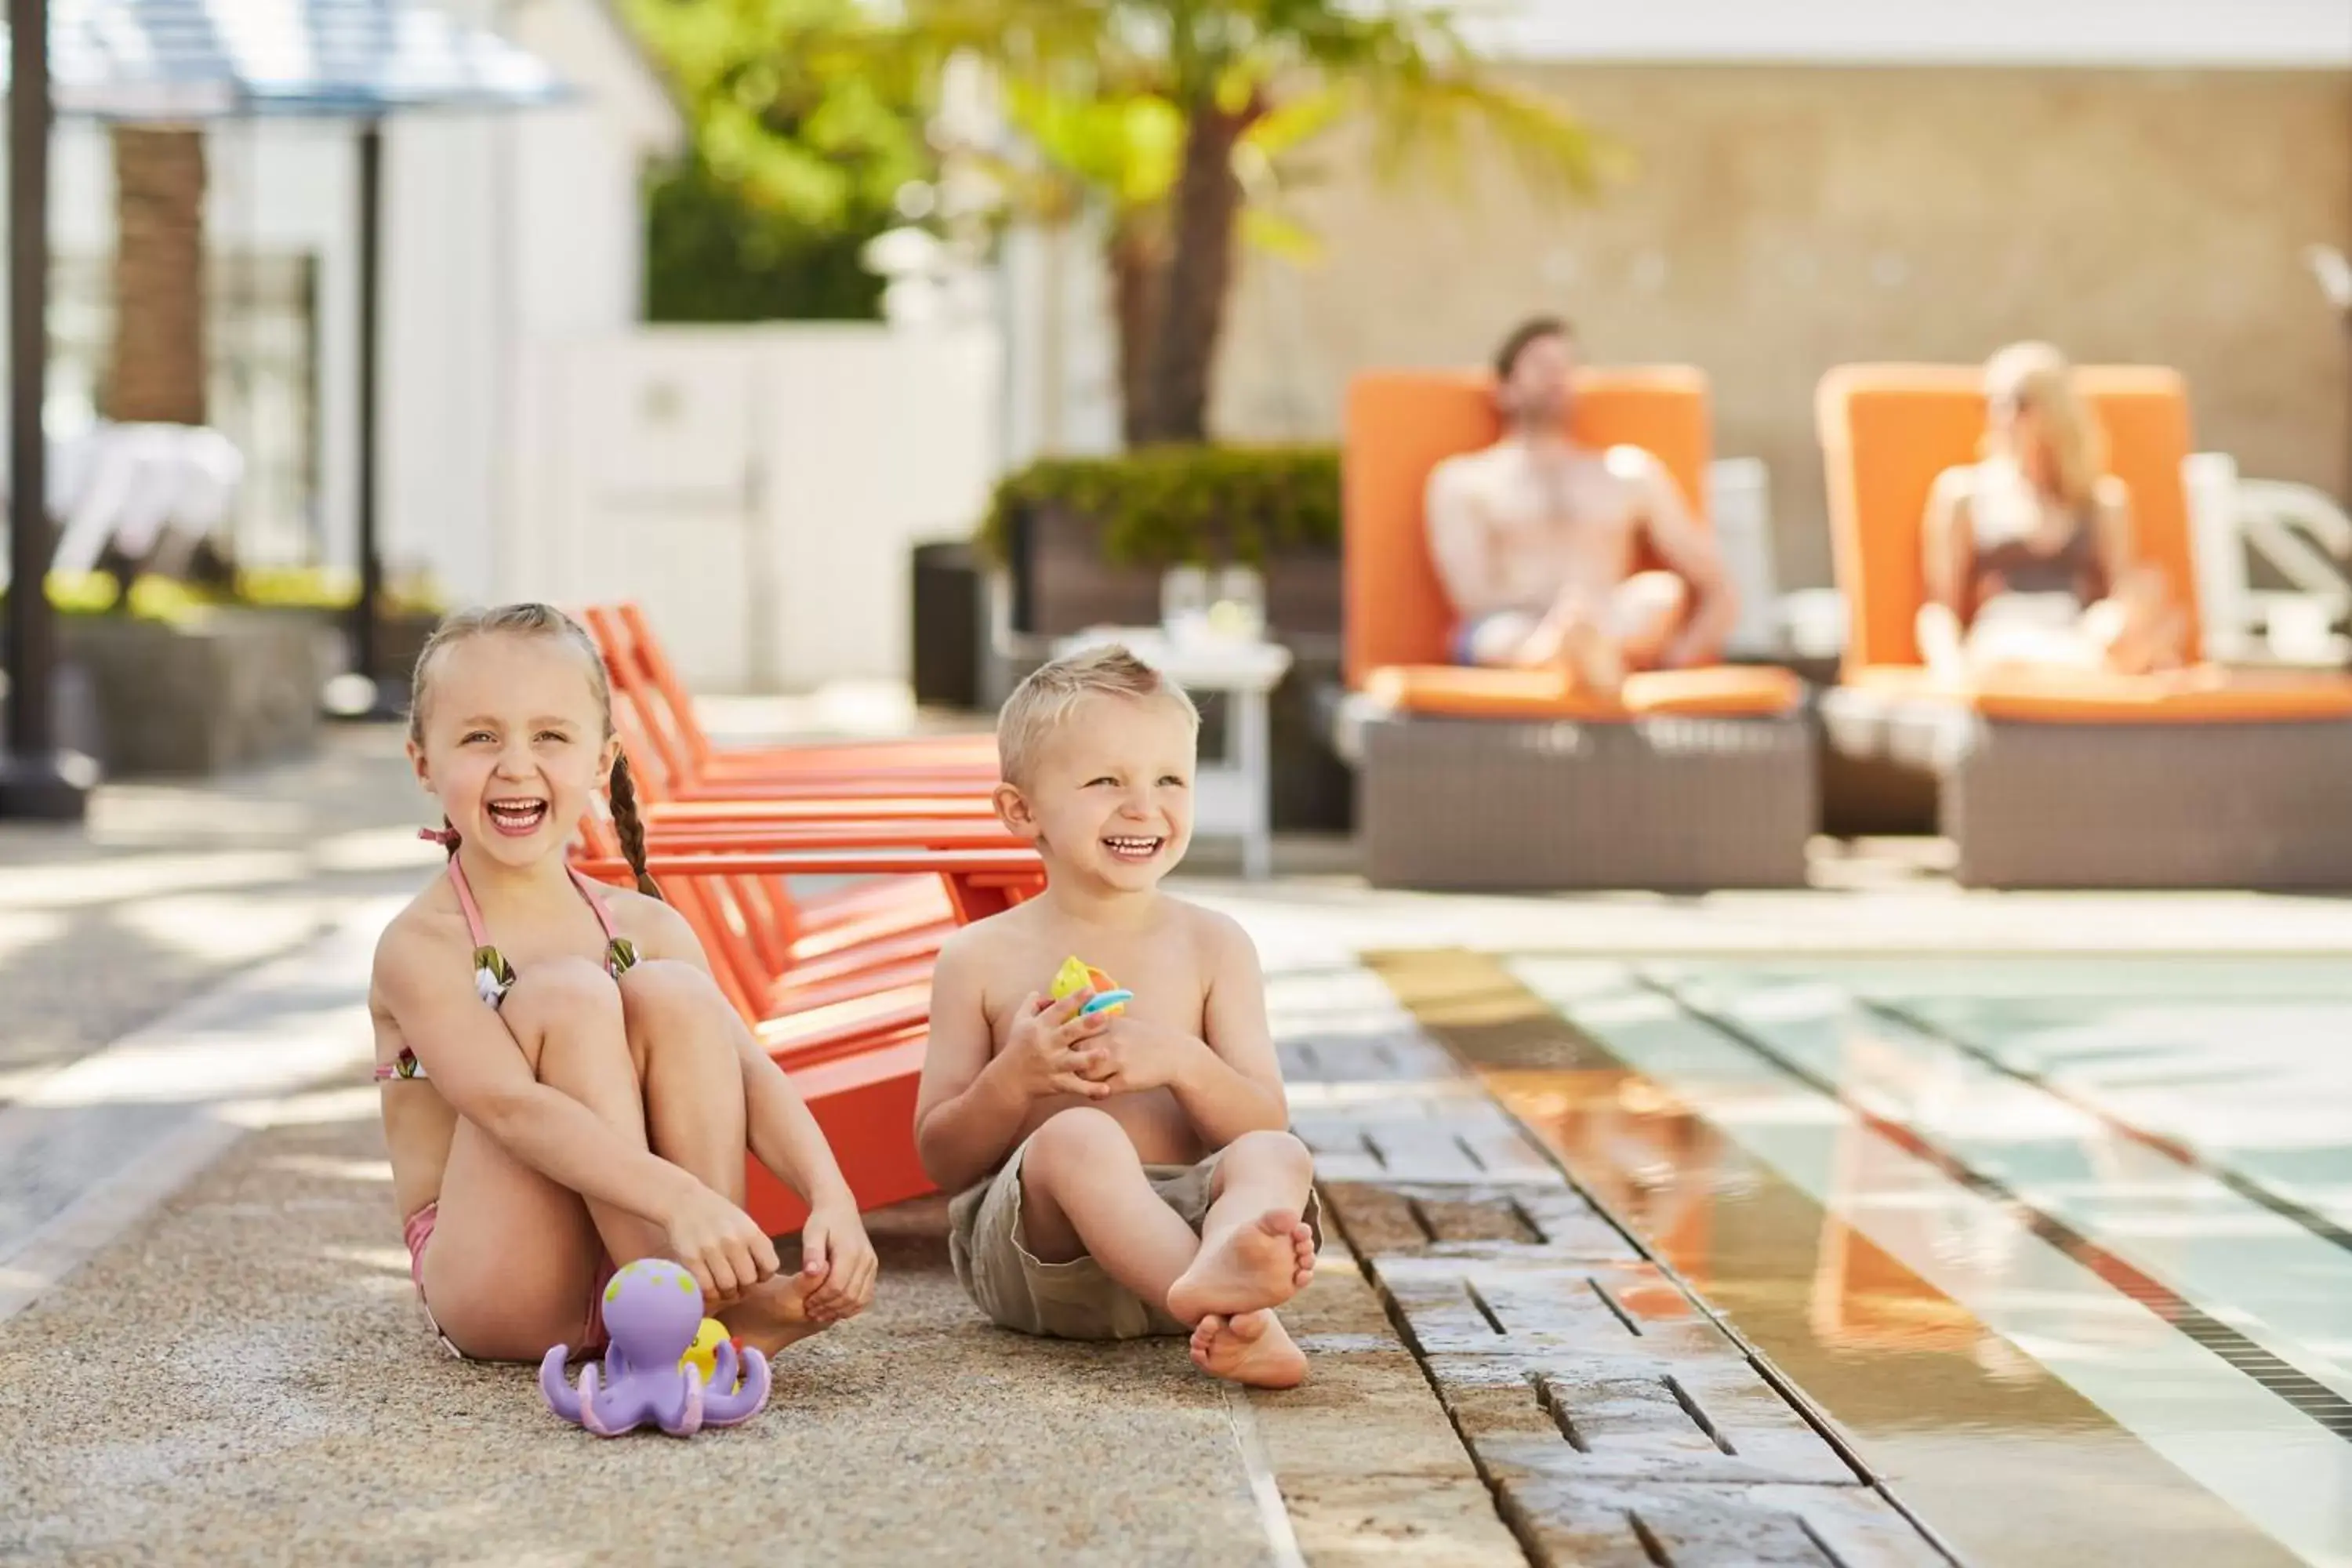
[407,603,660,899]
[996,644,1199,788]
[1984,341,2106,514]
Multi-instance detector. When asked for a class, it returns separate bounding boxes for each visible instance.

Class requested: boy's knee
[1025,1106,1130,1178]
[503,956,622,1035]
[1226,1128,1312,1170]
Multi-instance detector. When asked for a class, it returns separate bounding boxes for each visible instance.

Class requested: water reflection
[1381,949,2317,1568]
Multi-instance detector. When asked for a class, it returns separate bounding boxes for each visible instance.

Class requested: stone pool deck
[6,717,2352,1564]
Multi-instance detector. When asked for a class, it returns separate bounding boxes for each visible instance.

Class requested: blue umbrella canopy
[7,0,570,120]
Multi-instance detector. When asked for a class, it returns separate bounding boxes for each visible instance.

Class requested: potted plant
[978,445,1340,641]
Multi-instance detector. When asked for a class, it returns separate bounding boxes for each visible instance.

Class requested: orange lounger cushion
[1846,663,2352,724]
[1366,662,1807,721]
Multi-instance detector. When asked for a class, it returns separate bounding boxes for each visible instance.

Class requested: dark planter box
[0,653,106,768]
[1003,502,1340,639]
[236,604,438,685]
[58,608,335,776]
[910,540,984,711]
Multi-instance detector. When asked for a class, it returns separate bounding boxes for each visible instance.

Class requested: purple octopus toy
[539,1258,771,1437]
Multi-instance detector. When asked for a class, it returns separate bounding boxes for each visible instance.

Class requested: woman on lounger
[1917,342,2187,678]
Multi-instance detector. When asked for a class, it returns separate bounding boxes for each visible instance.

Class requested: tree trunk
[1138,103,1247,445]
[1107,220,1165,449]
[107,128,207,426]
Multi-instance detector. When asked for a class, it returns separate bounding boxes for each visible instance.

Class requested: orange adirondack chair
[573,810,1038,1022]
[584,604,999,801]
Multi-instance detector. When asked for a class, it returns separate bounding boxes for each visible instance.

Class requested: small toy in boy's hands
[1051,954,1132,1016]
[539,1259,771,1438]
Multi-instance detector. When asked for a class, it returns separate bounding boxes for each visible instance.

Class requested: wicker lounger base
[1820,687,2352,888]
[1356,710,1816,891]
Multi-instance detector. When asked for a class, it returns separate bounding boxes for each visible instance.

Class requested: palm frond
[1238,206,1325,266]
[1359,71,1625,202]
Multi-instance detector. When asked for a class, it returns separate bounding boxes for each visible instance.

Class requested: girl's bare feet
[1166,1209,1316,1323]
[718,1261,833,1357]
[1189,1310,1307,1389]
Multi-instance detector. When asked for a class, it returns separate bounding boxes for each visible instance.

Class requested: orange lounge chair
[572,809,1037,1023]
[575,845,1046,1232]
[1817,363,2352,887]
[1339,365,1814,890]
[584,604,999,801]
[579,601,1008,953]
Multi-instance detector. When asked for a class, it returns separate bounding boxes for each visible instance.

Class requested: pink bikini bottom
[403,1200,615,1362]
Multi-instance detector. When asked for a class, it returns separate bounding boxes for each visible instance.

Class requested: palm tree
[834,1,1612,445]
[106,128,208,427]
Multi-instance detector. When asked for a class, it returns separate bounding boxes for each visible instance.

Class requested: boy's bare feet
[717,1263,833,1358]
[1189,1310,1307,1389]
[1166,1209,1316,1322]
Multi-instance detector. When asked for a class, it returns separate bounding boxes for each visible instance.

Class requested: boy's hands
[800,1196,880,1324]
[1005,990,1113,1100]
[660,1181,782,1305]
[1081,1014,1202,1095]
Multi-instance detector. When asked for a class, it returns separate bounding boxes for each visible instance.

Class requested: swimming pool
[1374,952,2352,1568]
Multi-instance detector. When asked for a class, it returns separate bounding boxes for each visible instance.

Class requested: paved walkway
[0,900,1506,1566]
[0,725,437,1098]
[9,713,2352,1564]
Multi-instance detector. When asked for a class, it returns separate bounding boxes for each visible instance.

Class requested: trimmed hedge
[978,445,1339,568]
[1,567,446,625]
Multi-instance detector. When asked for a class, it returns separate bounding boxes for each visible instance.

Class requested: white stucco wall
[1465,0,2352,67]
[18,0,684,612]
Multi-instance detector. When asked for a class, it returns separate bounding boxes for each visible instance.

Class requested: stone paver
[1272,961,1955,1568]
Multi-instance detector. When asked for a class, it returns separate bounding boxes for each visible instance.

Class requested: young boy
[914,645,1320,1388]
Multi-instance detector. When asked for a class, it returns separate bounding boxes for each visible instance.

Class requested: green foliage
[622,0,938,322]
[978,445,1339,568]
[644,156,887,321]
[2,568,445,626]
[852,1,1614,441]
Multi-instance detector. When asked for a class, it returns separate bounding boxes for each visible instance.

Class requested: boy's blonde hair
[996,644,1200,787]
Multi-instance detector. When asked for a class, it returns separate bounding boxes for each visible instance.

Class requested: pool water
[1374,952,2352,1568]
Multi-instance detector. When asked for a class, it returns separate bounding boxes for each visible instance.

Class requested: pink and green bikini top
[375,849,638,1083]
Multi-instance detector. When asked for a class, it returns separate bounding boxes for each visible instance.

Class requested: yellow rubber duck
[679,1317,732,1385]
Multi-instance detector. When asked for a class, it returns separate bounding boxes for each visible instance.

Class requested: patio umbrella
[1,0,572,817]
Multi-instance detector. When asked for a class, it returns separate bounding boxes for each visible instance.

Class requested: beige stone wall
[1212,65,2352,590]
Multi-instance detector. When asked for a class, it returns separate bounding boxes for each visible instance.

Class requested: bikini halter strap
[425,833,623,950]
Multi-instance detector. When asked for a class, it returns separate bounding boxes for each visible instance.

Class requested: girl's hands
[660,1181,781,1305]
[800,1197,879,1324]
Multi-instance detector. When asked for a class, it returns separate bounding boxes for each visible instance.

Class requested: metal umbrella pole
[0,0,91,819]
[332,118,401,721]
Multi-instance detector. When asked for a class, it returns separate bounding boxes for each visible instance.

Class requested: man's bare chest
[1479,468,1640,550]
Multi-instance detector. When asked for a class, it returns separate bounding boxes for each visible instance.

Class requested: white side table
[1051,626,1294,880]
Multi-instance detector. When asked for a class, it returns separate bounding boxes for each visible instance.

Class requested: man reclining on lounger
[1424,316,1739,696]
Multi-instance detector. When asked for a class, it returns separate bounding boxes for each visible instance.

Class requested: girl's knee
[618,960,740,1076]
[619,959,731,1031]
[503,957,622,1036]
